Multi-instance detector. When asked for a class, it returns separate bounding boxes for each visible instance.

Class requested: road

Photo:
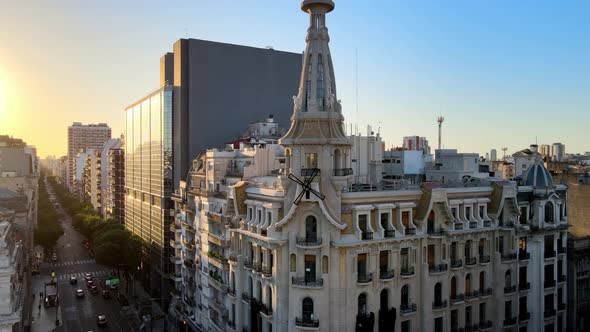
[32,179,137,332]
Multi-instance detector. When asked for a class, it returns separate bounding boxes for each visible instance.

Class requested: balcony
[170,255,181,265]
[469,221,478,229]
[183,296,196,307]
[483,220,491,227]
[400,266,415,277]
[432,300,448,310]
[544,280,556,289]
[427,227,444,236]
[544,309,556,318]
[244,259,253,269]
[182,223,195,233]
[465,256,477,266]
[429,263,448,274]
[501,253,517,262]
[227,288,236,298]
[400,303,417,315]
[450,294,465,304]
[478,320,492,330]
[301,168,320,177]
[253,262,262,273]
[379,269,395,280]
[262,267,272,278]
[384,229,395,238]
[558,246,566,255]
[295,317,319,328]
[519,282,531,291]
[454,222,464,230]
[260,303,273,317]
[361,232,374,240]
[333,168,353,176]
[170,222,181,233]
[504,285,516,294]
[479,254,491,264]
[357,272,373,284]
[544,250,556,259]
[170,239,181,249]
[503,317,517,327]
[479,288,492,298]
[558,303,566,311]
[518,251,530,261]
[451,259,463,269]
[169,273,182,282]
[292,276,323,288]
[405,228,417,236]
[519,312,530,321]
[296,237,322,248]
[184,258,195,270]
[241,292,251,303]
[558,274,566,283]
[465,290,479,300]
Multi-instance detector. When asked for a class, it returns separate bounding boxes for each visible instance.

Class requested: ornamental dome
[523,163,553,187]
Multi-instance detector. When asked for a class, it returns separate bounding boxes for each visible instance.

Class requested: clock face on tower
[288,168,325,205]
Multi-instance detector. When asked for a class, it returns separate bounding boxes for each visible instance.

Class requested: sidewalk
[30,274,62,332]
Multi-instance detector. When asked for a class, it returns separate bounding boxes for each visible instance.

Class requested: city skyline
[1,0,588,158]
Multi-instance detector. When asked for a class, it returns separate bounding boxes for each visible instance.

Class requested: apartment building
[67,122,111,190]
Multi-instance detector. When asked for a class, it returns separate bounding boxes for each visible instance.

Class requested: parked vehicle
[70,276,77,284]
[76,289,84,298]
[97,315,107,326]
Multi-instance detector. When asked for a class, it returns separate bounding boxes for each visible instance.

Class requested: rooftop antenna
[502,147,508,160]
[355,48,359,136]
[437,116,444,150]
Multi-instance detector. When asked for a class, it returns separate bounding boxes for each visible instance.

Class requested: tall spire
[280,0,348,145]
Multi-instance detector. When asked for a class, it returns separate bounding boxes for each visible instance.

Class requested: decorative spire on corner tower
[280,0,348,146]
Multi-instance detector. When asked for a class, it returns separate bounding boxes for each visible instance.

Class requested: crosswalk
[56,269,113,281]
[50,259,96,267]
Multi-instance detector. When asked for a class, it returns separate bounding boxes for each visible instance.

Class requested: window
[305,216,318,241]
[451,309,458,329]
[322,255,328,274]
[401,320,410,332]
[380,212,389,230]
[317,54,324,111]
[379,251,388,272]
[358,293,367,315]
[358,254,367,275]
[545,202,554,223]
[479,302,486,323]
[451,276,457,298]
[380,289,389,311]
[304,255,316,281]
[465,306,472,326]
[466,206,471,221]
[305,153,318,169]
[479,206,485,219]
[479,271,485,291]
[401,285,409,307]
[302,297,314,320]
[290,254,296,272]
[434,317,443,332]
[505,300,512,319]
[401,211,410,228]
[505,270,512,288]
[466,274,472,293]
[358,214,368,232]
[434,283,442,304]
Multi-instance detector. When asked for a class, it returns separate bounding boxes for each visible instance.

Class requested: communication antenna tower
[437,116,444,150]
[502,147,508,160]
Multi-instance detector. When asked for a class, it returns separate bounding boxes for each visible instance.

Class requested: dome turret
[523,163,553,187]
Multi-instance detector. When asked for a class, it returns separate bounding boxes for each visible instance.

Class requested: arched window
[434,282,442,304]
[427,210,436,233]
[545,202,554,223]
[479,271,485,291]
[401,285,409,307]
[322,255,328,274]
[451,276,457,298]
[358,293,368,315]
[267,286,272,311]
[333,149,342,171]
[290,254,296,272]
[465,274,472,293]
[305,216,317,242]
[505,270,511,288]
[380,289,389,311]
[302,297,314,320]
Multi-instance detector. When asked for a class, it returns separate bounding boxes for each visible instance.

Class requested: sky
[0,0,588,158]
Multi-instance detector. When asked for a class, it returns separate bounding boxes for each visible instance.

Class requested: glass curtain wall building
[125,85,174,297]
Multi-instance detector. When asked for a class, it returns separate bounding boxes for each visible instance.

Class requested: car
[51,254,57,262]
[97,315,107,326]
[90,285,99,294]
[101,290,110,299]
[76,289,84,298]
[70,276,77,284]
[86,280,95,287]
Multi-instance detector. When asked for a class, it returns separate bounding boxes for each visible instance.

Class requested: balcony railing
[465,290,479,299]
[292,276,323,288]
[357,273,373,284]
[400,303,417,314]
[558,246,566,255]
[544,309,556,318]
[296,237,322,247]
[479,288,492,297]
[241,292,251,303]
[479,254,491,264]
[432,300,448,310]
[465,257,477,266]
[333,168,353,176]
[361,232,374,240]
[544,280,556,288]
[400,266,415,276]
[450,294,465,304]
[405,228,417,235]
[503,317,517,327]
[429,263,448,274]
[301,168,320,177]
[262,267,272,277]
[478,320,492,329]
[483,220,491,227]
[427,227,444,236]
[260,303,273,316]
[519,312,530,321]
[244,259,253,269]
[519,282,531,291]
[384,229,395,238]
[501,253,517,262]
[451,259,463,268]
[454,222,464,230]
[518,251,530,261]
[544,250,556,259]
[469,221,478,229]
[379,269,395,280]
[295,317,319,328]
[504,285,516,294]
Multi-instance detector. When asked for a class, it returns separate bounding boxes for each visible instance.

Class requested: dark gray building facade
[125,38,301,304]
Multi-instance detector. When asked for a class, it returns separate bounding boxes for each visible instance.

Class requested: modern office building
[67,122,111,190]
[124,38,302,301]
[170,2,569,331]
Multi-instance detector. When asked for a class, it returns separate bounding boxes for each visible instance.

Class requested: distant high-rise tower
[67,122,111,190]
[437,116,444,151]
[551,143,565,162]
[490,149,497,161]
